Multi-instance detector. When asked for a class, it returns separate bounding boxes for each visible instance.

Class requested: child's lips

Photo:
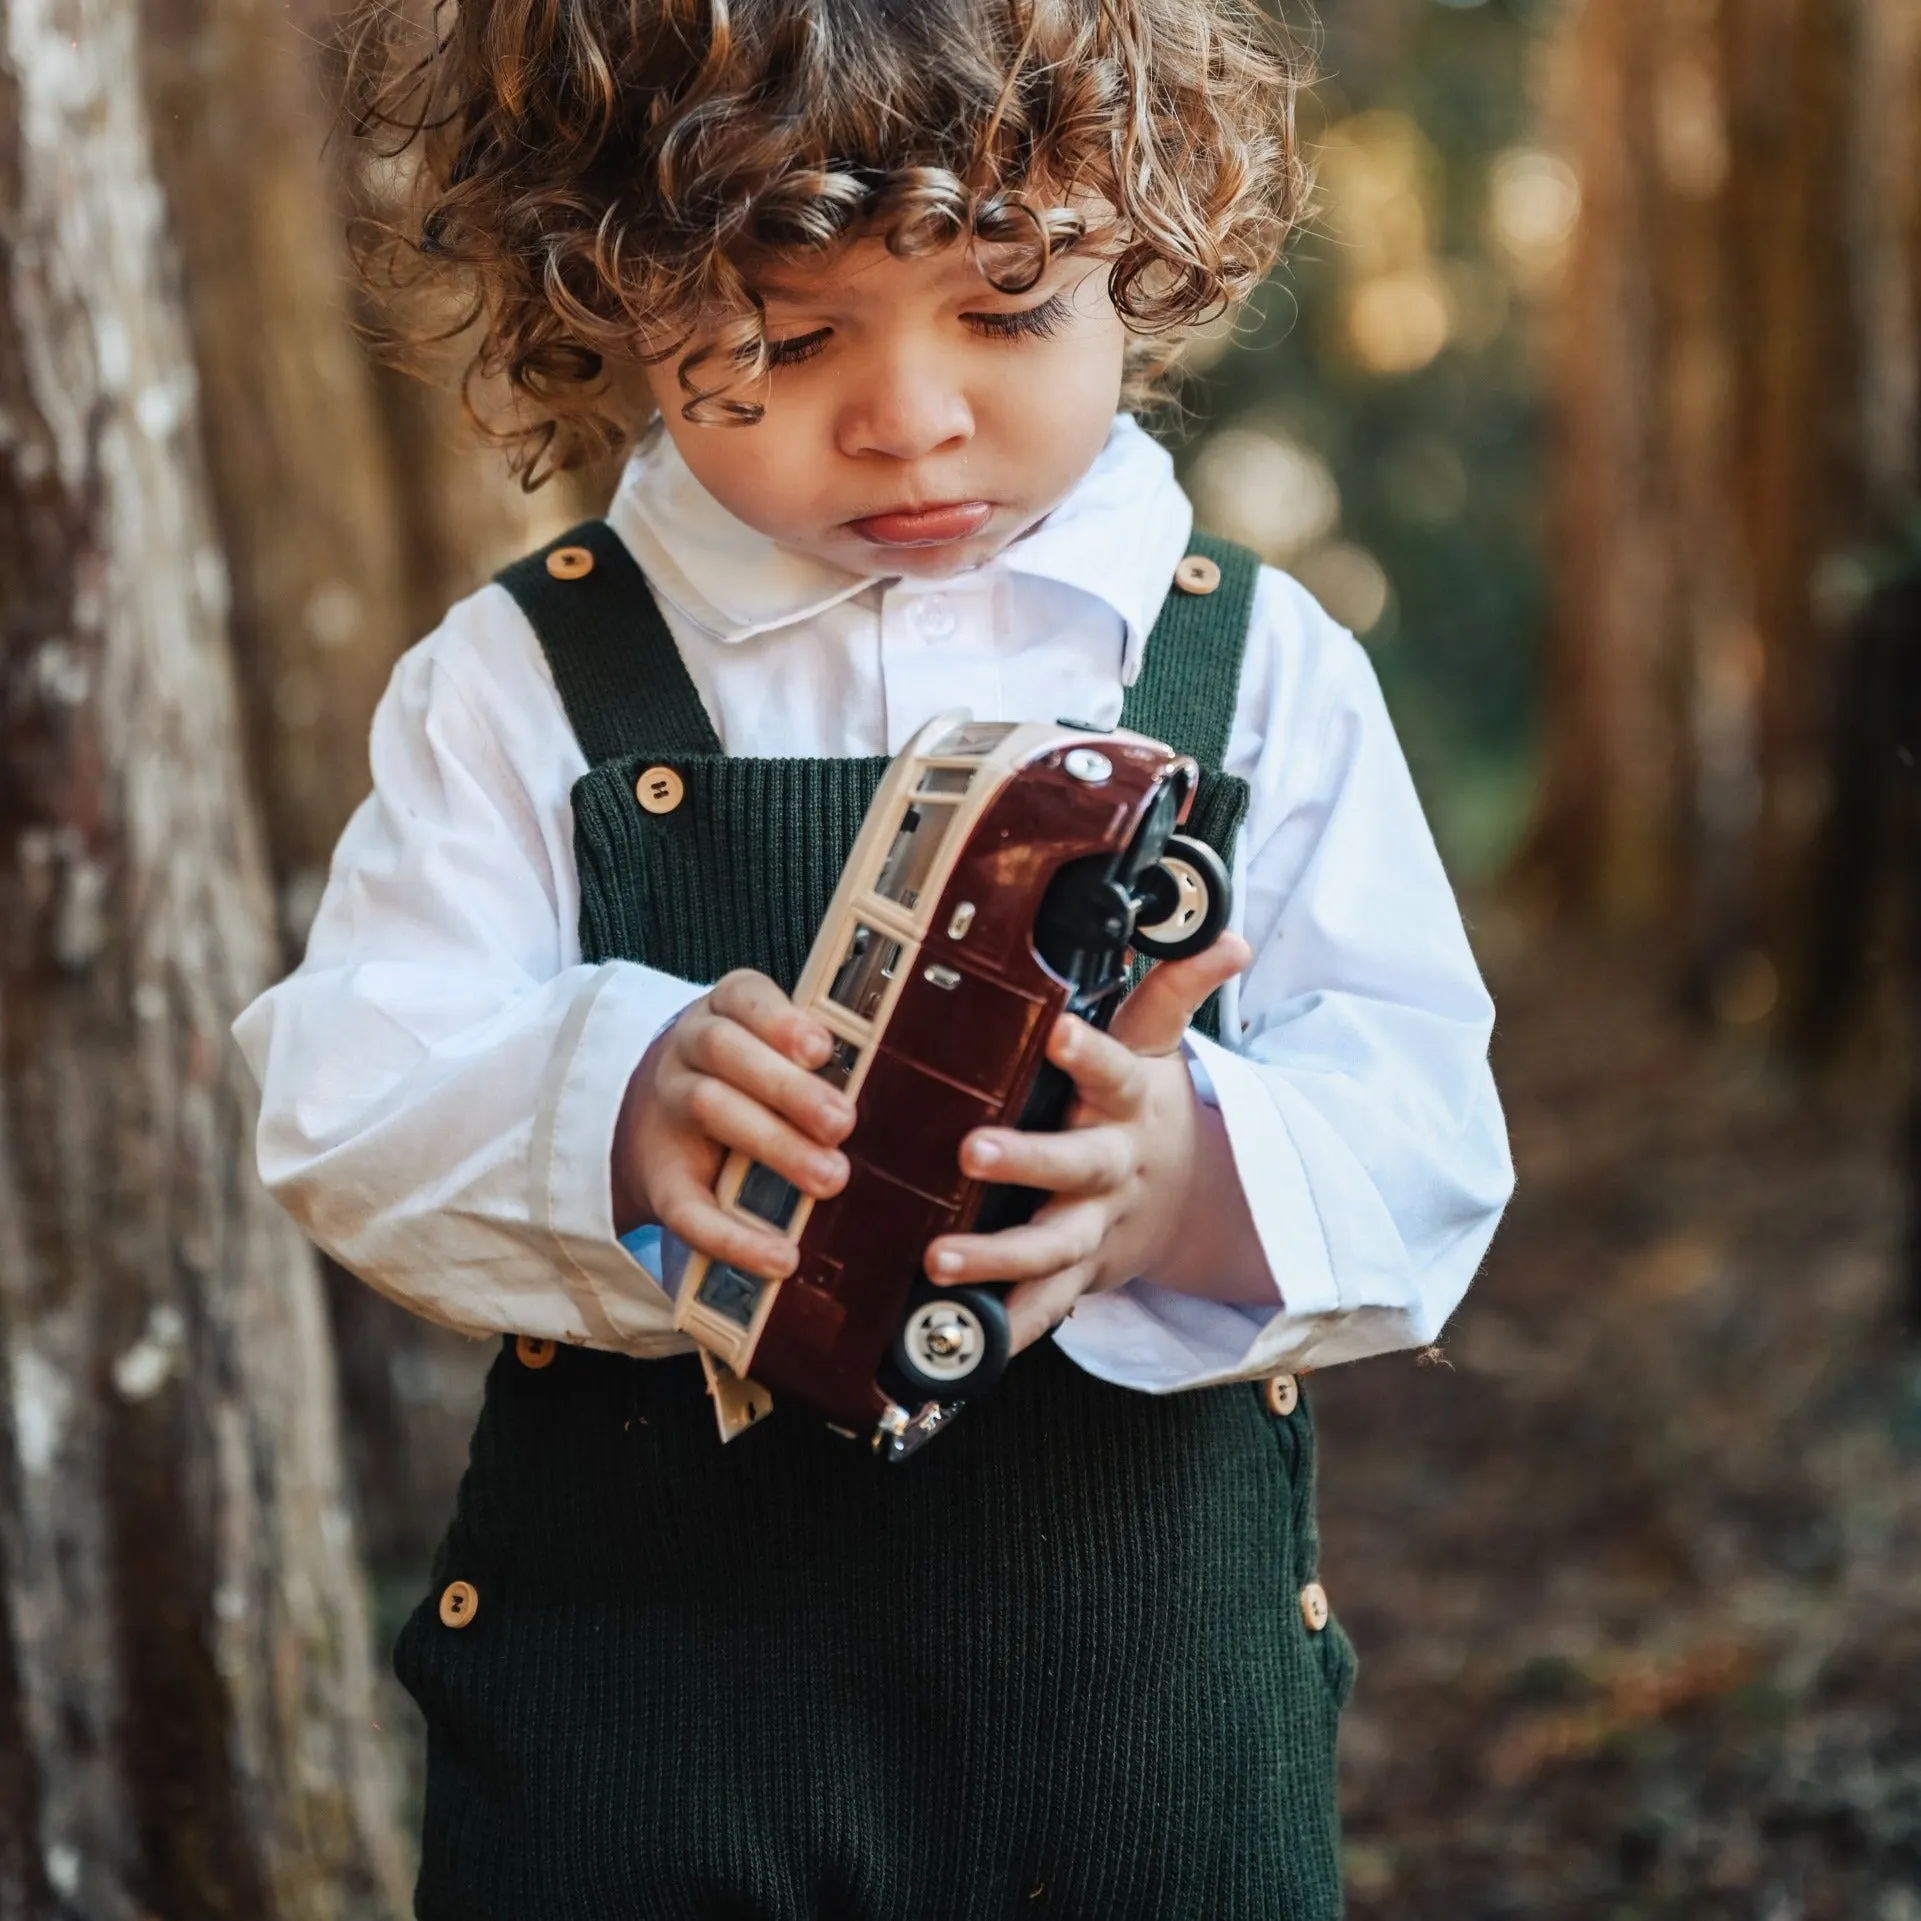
[845,500,993,547]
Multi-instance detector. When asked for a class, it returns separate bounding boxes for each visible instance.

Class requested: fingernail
[932,1249,962,1276]
[814,1154,846,1191]
[970,1138,1002,1170]
[800,1029,831,1065]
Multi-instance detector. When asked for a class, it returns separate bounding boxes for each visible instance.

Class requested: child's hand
[924,935,1260,1354]
[613,971,855,1280]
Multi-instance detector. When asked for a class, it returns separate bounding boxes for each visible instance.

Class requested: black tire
[884,1285,1012,1404]
[1130,833,1232,960]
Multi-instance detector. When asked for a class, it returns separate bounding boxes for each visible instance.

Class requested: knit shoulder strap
[1118,530,1260,771]
[493,519,722,763]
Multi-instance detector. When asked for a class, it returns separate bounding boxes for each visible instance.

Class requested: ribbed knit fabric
[398,1343,1353,1920]
[1117,531,1259,773]
[394,525,1353,1919]
[497,519,726,763]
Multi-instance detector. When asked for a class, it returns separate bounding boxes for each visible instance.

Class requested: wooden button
[635,766,685,815]
[515,1335,556,1370]
[1263,1373,1299,1417]
[545,544,595,580]
[439,1580,479,1629]
[1174,553,1222,596]
[1299,1581,1329,1633]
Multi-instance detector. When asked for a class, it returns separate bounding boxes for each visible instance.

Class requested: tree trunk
[0,2,409,1911]
[1525,0,1919,1023]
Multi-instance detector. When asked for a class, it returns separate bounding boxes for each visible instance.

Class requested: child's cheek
[986,347,1123,498]
[662,412,824,547]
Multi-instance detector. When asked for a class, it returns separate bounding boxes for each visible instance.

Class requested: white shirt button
[911,598,957,639]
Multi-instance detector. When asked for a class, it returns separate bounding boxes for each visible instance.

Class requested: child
[240,1,1513,1914]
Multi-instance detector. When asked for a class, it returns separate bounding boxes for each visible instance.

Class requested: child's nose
[835,354,974,463]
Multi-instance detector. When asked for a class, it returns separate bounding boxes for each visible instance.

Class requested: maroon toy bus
[674,713,1232,1460]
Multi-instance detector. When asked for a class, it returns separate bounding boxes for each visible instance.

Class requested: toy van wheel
[1131,834,1231,960]
[886,1287,1011,1403]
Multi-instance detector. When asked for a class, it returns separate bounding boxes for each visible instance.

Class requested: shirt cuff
[533,961,707,1352]
[1051,1026,1356,1393]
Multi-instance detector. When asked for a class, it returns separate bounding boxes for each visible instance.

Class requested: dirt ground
[367,915,1921,1917]
[1316,914,1921,1920]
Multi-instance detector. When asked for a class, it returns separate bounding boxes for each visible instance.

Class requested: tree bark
[135,0,418,949]
[0,2,409,1912]
[1525,0,1679,926]
[1525,0,1918,1020]
[134,0,583,931]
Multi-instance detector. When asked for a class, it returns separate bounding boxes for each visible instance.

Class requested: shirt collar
[606,415,1195,686]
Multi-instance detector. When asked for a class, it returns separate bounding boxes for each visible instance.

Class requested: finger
[681,1075,849,1199]
[707,969,836,1069]
[653,1177,798,1283]
[682,1013,855,1144]
[1004,1267,1098,1353]
[1109,934,1253,1056]
[925,1199,1106,1287]
[959,1123,1133,1196]
[1047,1016,1148,1116]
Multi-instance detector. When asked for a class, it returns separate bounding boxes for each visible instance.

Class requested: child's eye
[965,293,1073,343]
[763,328,831,368]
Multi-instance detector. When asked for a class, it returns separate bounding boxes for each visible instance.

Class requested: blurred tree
[138,0,417,949]
[0,0,408,1911]
[134,0,592,1582]
[1523,0,1921,1025]
[84,0,630,1656]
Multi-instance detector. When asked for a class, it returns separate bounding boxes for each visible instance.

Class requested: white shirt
[234,416,1513,1391]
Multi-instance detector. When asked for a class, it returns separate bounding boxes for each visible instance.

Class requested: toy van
[673,712,1232,1460]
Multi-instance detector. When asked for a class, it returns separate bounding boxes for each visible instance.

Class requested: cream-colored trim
[700,1349,775,1442]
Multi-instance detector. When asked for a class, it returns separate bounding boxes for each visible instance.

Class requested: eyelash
[760,292,1073,368]
[966,292,1074,343]
[763,329,831,368]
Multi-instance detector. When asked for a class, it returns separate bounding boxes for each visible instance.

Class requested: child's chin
[882,539,1001,576]
[820,529,1007,578]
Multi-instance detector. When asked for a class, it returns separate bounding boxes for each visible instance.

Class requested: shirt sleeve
[1055,569,1515,1392]
[232,592,707,1351]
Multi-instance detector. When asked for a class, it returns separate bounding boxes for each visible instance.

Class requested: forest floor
[365,914,1921,1918]
[1318,912,1921,1921]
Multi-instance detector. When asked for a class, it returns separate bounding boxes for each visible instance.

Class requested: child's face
[642,238,1129,578]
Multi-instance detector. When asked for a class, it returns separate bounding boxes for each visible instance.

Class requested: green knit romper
[393,523,1356,1921]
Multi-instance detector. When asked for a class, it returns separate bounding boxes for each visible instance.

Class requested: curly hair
[342,0,1311,486]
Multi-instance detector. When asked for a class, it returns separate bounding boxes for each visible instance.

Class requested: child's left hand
[924,933,1272,1354]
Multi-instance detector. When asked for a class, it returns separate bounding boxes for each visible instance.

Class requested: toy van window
[930,720,1016,756]
[872,804,952,910]
[827,923,903,1024]
[815,1037,861,1089]
[915,766,974,798]
[735,1162,801,1230]
[695,1262,765,1329]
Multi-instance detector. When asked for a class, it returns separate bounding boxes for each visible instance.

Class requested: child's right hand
[612,970,855,1280]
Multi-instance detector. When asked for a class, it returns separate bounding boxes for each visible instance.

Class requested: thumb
[1107,934,1252,1056]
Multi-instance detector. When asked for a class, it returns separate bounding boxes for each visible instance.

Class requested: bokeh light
[1187,425,1343,563]
[1294,541,1394,636]
[1486,148,1582,285]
